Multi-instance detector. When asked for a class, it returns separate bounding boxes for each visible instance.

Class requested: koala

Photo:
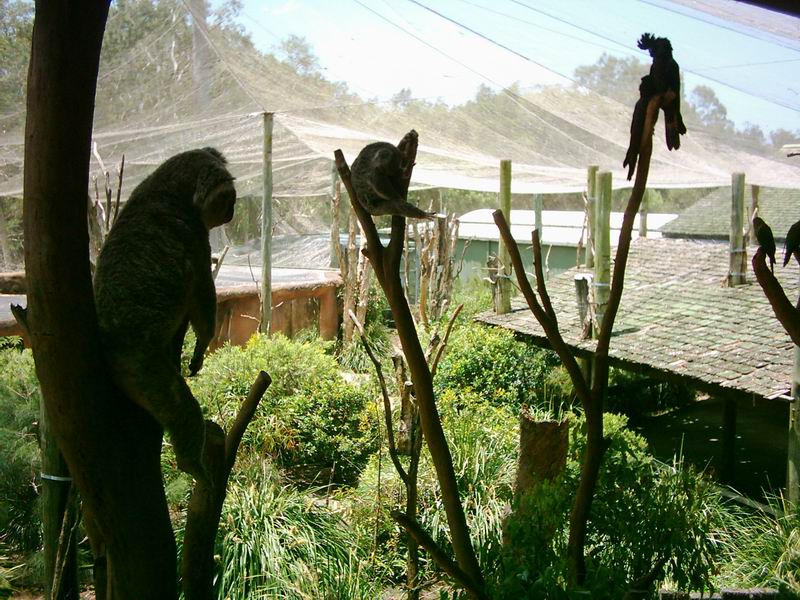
[93,147,236,485]
[350,133,434,219]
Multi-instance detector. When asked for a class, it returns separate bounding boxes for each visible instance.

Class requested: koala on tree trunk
[93,147,236,485]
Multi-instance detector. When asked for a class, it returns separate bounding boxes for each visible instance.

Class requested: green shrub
[216,461,380,600]
[0,340,41,555]
[434,322,559,411]
[190,333,379,485]
[500,413,725,598]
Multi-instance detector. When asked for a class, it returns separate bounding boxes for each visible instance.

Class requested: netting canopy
[0,0,798,270]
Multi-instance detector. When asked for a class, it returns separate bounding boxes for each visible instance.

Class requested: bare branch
[390,510,488,600]
[430,303,463,379]
[350,310,408,484]
[532,229,557,324]
[753,248,800,345]
[492,210,591,406]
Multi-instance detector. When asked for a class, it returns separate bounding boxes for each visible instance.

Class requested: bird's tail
[665,119,682,151]
[623,150,637,181]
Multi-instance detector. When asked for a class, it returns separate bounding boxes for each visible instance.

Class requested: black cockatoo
[753,216,776,272]
[783,220,800,267]
[350,133,433,219]
[637,33,687,151]
[623,75,658,181]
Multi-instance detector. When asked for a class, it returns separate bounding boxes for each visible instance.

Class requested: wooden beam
[789,345,800,503]
[585,165,598,269]
[593,171,611,338]
[721,397,737,486]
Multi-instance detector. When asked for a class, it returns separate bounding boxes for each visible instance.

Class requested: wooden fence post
[728,173,746,287]
[585,165,598,269]
[260,112,273,334]
[789,345,800,504]
[496,160,512,314]
[593,171,611,338]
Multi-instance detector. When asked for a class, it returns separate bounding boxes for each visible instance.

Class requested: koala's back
[94,188,209,349]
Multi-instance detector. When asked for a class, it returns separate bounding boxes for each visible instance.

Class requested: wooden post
[593,171,611,339]
[750,184,760,245]
[533,194,543,237]
[585,165,598,269]
[496,160,512,314]
[329,162,340,268]
[721,398,737,486]
[728,173,747,287]
[638,189,648,238]
[259,112,273,334]
[789,345,800,503]
[41,404,78,600]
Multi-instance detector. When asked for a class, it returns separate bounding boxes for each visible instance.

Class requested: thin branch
[753,248,800,345]
[492,210,591,406]
[621,556,668,600]
[349,310,408,484]
[592,93,663,393]
[430,303,463,379]
[532,229,557,324]
[390,511,488,600]
[224,371,271,468]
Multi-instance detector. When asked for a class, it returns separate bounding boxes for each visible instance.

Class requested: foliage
[716,495,800,597]
[499,413,725,598]
[216,460,380,599]
[189,333,379,485]
[0,0,33,130]
[0,339,41,555]
[434,322,560,411]
[343,388,518,586]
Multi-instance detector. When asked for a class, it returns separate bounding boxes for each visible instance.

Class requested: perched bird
[350,139,434,219]
[783,220,800,267]
[753,216,776,272]
[623,75,658,181]
[637,33,687,151]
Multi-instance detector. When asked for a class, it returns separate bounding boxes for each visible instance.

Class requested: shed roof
[661,186,800,241]
[478,237,794,401]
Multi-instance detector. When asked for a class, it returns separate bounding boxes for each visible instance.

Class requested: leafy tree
[573,53,644,105]
[0,0,33,130]
[278,34,320,75]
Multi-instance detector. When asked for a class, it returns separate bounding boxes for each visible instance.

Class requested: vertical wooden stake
[496,160,512,314]
[638,189,648,238]
[789,345,800,504]
[749,184,760,245]
[260,112,273,334]
[728,172,746,287]
[593,171,611,339]
[721,398,737,486]
[329,162,340,268]
[585,165,598,269]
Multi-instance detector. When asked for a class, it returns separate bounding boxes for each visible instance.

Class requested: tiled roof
[661,186,800,242]
[478,238,795,400]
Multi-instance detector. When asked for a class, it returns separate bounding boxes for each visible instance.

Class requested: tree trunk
[24,3,177,596]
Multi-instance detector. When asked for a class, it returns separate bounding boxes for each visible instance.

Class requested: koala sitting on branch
[93,147,236,485]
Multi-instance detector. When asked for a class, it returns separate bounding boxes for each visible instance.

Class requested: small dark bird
[753,216,776,272]
[637,33,687,151]
[623,75,658,181]
[783,220,800,267]
[350,139,434,219]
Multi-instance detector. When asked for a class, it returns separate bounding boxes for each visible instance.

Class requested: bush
[500,412,725,598]
[0,340,41,555]
[189,333,379,485]
[434,322,560,411]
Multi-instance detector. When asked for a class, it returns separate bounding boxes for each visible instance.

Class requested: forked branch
[752,249,800,346]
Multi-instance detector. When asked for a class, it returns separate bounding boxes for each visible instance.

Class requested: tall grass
[216,462,380,599]
[716,494,800,597]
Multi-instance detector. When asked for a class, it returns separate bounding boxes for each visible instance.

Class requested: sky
[228,0,800,135]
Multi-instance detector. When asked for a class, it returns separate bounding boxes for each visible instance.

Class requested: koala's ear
[193,167,234,209]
